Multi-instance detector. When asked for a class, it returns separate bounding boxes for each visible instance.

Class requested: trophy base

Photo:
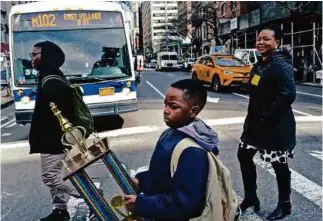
[122,215,141,221]
[63,138,110,180]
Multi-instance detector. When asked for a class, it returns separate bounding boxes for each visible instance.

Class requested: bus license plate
[99,87,115,96]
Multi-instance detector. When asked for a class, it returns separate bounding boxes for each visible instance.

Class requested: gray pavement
[1,70,322,221]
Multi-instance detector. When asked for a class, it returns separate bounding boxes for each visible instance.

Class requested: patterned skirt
[238,140,294,163]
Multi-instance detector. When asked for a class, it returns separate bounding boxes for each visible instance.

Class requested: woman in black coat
[237,26,296,220]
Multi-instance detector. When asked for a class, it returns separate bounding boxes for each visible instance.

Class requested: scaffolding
[234,20,322,83]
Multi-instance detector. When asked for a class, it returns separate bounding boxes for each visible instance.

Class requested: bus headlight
[126,81,131,88]
[122,88,130,96]
[21,96,30,104]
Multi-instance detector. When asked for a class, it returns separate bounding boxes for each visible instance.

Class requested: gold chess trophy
[50,102,144,221]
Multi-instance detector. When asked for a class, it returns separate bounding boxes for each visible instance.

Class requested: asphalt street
[1,70,322,221]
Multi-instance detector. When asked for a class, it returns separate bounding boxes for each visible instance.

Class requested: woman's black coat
[241,50,296,151]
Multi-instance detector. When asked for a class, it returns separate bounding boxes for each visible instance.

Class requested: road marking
[292,109,313,116]
[1,119,15,129]
[207,96,220,103]
[254,157,322,208]
[6,122,16,128]
[146,81,220,103]
[1,116,8,122]
[146,81,165,98]
[232,92,250,99]
[167,73,173,77]
[67,182,100,220]
[130,166,149,177]
[236,196,264,221]
[297,91,322,98]
[309,150,323,161]
[1,116,322,149]
[1,133,11,137]
[232,92,314,116]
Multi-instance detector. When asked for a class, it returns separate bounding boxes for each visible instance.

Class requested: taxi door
[203,56,215,83]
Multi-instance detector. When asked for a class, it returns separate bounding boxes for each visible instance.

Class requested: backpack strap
[170,137,204,177]
[41,75,69,89]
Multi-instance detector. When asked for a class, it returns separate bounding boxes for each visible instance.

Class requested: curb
[1,98,14,109]
[296,83,322,88]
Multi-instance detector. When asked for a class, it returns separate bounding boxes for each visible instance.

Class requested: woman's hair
[259,26,284,41]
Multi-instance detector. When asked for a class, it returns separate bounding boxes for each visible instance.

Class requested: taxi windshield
[215,57,246,67]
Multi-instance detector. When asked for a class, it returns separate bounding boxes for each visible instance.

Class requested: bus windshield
[12,13,131,86]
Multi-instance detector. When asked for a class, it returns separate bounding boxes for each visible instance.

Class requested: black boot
[40,208,70,221]
[268,162,292,220]
[239,196,260,212]
[267,201,291,220]
[238,148,260,212]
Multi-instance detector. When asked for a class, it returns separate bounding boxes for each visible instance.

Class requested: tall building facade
[141,1,178,57]
[132,1,141,54]
[178,1,191,21]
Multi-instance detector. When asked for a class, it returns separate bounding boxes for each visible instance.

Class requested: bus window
[12,11,131,85]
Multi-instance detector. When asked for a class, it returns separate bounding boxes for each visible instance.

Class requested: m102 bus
[9,2,138,125]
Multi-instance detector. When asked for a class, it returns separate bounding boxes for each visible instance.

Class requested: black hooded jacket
[241,50,296,151]
[29,41,74,154]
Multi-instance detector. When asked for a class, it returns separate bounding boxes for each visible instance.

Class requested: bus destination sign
[13,11,123,31]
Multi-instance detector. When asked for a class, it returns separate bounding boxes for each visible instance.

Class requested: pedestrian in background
[237,26,296,220]
[29,41,80,221]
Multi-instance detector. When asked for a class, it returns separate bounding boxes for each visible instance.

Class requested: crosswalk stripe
[6,122,16,128]
[1,116,8,122]
[232,92,314,116]
[309,150,323,161]
[207,96,220,103]
[237,196,264,221]
[296,91,322,98]
[254,157,322,208]
[1,119,15,129]
[67,182,101,220]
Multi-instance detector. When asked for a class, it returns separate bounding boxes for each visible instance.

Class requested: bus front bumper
[15,100,138,125]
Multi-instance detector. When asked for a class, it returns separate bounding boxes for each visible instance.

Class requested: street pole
[313,22,316,83]
[165,1,168,52]
[281,24,284,49]
[244,32,247,49]
[291,22,294,66]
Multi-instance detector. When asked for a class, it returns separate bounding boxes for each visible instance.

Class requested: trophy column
[69,170,119,221]
[50,102,145,221]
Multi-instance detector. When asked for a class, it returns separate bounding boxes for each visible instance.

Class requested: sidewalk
[1,88,14,109]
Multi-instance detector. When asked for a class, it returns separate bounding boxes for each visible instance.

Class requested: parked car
[191,54,252,92]
[184,58,196,71]
[150,59,157,69]
[177,61,184,70]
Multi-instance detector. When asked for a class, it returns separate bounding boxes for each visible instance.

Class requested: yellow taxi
[191,54,252,92]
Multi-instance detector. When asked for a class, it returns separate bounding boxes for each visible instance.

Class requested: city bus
[9,2,138,125]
